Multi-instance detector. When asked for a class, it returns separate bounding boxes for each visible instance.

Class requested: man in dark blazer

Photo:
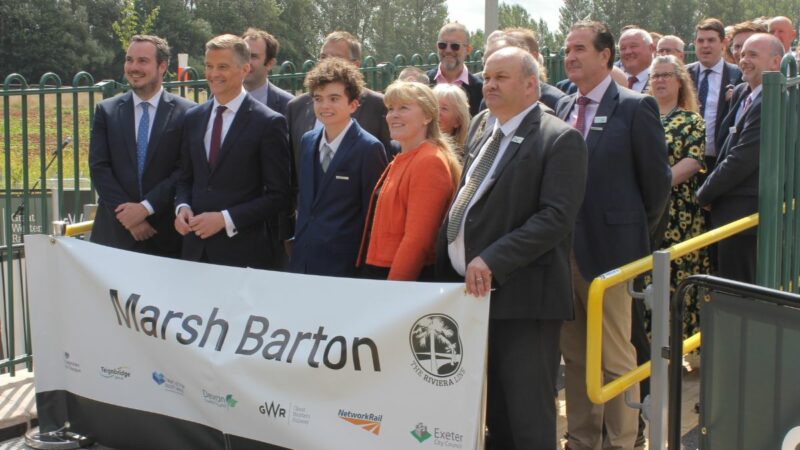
[427,22,484,116]
[618,28,654,93]
[243,28,295,270]
[697,33,783,283]
[687,18,743,173]
[436,47,587,449]
[288,58,387,276]
[242,28,294,116]
[89,35,194,258]
[286,31,391,173]
[174,34,292,269]
[556,21,671,450]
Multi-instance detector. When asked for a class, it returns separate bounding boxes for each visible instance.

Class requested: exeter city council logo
[409,314,465,386]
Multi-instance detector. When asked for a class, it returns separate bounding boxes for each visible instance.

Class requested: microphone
[13,137,73,218]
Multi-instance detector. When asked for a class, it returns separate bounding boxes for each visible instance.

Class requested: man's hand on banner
[189,212,225,239]
[465,256,492,298]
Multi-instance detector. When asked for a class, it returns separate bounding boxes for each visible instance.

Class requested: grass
[0,92,94,190]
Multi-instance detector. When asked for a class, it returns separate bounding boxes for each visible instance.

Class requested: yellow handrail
[586,213,759,404]
[64,220,94,237]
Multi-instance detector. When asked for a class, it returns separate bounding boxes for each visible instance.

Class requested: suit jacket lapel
[118,92,138,169]
[557,94,576,123]
[460,126,494,185]
[585,82,619,155]
[144,92,175,170]
[491,106,541,181]
[312,123,358,209]
[296,128,324,235]
[212,94,253,172]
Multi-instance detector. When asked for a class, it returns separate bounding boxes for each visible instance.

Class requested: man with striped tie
[436,46,588,449]
[89,35,194,258]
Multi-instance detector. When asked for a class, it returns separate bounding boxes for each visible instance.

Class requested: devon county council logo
[152,371,166,385]
[411,422,432,442]
[409,314,464,385]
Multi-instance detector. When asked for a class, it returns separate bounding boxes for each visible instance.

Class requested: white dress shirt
[177,88,248,237]
[626,68,650,93]
[700,59,724,157]
[319,119,353,164]
[568,75,613,139]
[131,88,164,215]
[447,102,540,275]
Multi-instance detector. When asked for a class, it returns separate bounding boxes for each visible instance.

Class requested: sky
[445,0,564,34]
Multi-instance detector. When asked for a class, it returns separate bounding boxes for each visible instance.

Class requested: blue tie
[697,69,712,116]
[136,102,150,193]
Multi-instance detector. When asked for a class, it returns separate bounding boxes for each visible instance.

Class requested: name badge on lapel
[590,126,603,131]
[511,136,524,144]
[593,116,607,124]
[729,126,738,135]
[335,175,350,180]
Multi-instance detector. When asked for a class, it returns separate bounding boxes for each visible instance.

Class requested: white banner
[25,235,489,450]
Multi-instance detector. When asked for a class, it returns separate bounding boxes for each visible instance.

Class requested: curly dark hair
[304,58,364,102]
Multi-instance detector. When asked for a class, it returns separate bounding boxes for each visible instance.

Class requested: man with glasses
[656,35,686,62]
[287,31,392,174]
[427,23,484,115]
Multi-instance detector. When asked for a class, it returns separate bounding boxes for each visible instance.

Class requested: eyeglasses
[651,72,678,80]
[437,41,464,51]
[657,48,680,55]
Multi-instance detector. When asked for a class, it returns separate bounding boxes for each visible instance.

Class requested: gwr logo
[258,401,286,418]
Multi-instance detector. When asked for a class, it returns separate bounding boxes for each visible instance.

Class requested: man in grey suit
[697,33,783,283]
[242,28,294,116]
[89,34,194,258]
[436,47,588,449]
[556,21,671,450]
[286,31,392,172]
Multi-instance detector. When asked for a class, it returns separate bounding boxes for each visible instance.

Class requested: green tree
[499,3,535,29]
[558,0,594,37]
[112,0,160,51]
[0,0,109,81]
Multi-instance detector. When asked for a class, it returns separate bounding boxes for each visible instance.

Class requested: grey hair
[620,28,653,45]
[659,35,685,52]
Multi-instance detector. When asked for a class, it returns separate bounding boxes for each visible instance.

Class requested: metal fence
[758,55,800,291]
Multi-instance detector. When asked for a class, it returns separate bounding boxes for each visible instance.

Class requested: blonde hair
[647,55,699,113]
[432,84,470,155]
[384,81,463,185]
[206,34,250,66]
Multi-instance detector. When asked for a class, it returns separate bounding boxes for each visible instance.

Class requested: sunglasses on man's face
[438,42,463,51]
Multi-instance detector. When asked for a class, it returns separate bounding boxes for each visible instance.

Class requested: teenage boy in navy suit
[288,58,387,276]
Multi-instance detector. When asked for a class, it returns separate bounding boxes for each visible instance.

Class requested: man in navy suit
[242,28,294,116]
[174,34,292,269]
[90,35,194,258]
[427,22,484,116]
[556,21,671,450]
[243,27,295,270]
[288,58,387,276]
[698,33,783,283]
[687,18,743,174]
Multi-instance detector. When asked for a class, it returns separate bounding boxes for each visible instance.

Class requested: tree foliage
[112,0,160,51]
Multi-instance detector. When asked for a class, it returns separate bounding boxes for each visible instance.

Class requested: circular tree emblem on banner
[410,314,463,377]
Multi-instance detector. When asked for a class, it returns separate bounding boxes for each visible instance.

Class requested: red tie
[209,105,227,167]
[627,76,638,89]
[573,96,591,136]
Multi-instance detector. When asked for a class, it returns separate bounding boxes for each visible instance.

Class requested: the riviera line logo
[338,409,382,435]
[202,389,237,409]
[152,371,185,395]
[409,314,465,386]
[411,422,432,442]
[99,366,131,380]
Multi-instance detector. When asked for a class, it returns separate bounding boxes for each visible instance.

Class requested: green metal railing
[758,55,800,291]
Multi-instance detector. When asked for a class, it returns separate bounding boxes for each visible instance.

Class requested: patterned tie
[627,76,638,90]
[208,105,227,168]
[136,102,150,192]
[573,96,591,136]
[698,68,712,116]
[446,127,505,243]
[320,143,334,172]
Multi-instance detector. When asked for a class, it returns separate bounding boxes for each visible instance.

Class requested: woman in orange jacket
[358,81,462,281]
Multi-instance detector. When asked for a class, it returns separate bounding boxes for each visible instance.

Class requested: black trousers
[486,318,562,450]
[718,233,757,284]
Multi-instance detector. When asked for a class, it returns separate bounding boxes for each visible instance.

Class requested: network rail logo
[338,409,382,435]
